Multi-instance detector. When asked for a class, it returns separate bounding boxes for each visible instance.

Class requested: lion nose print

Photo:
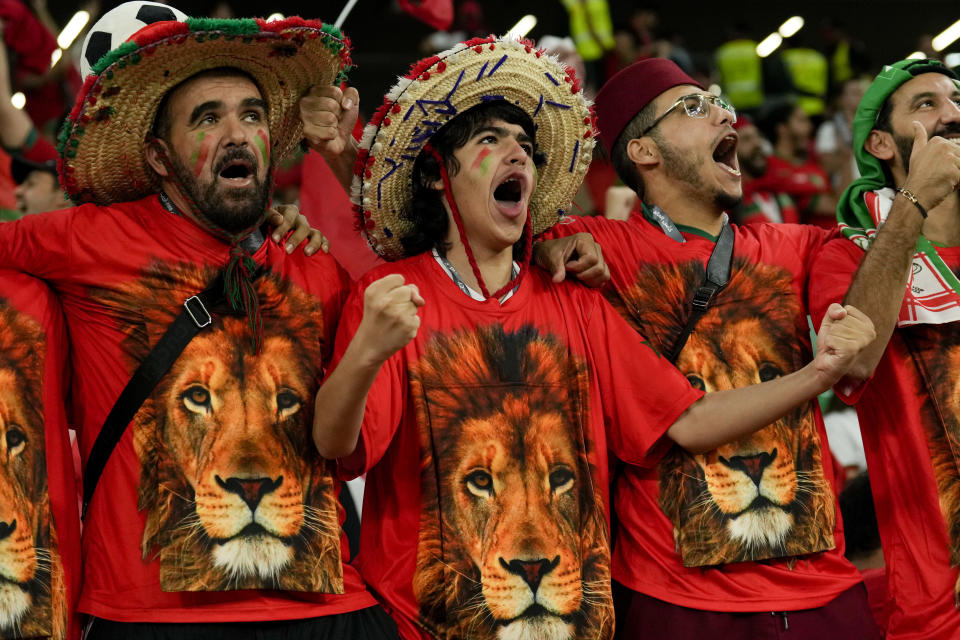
[720,449,777,486]
[500,556,560,593]
[216,475,284,510]
[0,519,16,541]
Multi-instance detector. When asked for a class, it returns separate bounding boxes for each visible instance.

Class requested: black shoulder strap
[667,220,735,363]
[82,273,224,519]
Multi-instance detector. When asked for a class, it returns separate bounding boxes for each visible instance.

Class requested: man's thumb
[912,120,928,152]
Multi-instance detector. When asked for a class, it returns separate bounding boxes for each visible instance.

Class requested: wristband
[896,187,928,218]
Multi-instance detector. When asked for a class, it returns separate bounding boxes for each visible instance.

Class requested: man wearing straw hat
[809,59,960,639]
[308,37,875,639]
[0,3,397,638]
[527,58,881,638]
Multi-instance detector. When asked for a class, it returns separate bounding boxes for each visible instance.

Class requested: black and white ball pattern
[80,1,188,77]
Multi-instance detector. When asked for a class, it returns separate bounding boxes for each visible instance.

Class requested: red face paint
[470,146,492,173]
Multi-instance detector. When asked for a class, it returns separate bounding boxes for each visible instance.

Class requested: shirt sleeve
[0,206,76,278]
[808,236,869,403]
[585,293,704,468]
[331,278,407,479]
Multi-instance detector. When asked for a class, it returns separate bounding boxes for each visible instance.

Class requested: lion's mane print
[0,300,64,639]
[409,324,612,640]
[616,258,835,566]
[92,262,343,593]
[901,327,960,574]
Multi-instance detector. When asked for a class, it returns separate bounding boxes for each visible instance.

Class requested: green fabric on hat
[838,58,960,300]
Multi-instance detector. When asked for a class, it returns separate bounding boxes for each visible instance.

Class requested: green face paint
[190,131,209,177]
[471,147,492,175]
[255,129,269,164]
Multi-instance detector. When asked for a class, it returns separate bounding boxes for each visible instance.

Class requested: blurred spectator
[822,392,867,480]
[8,153,68,219]
[714,24,764,112]
[839,473,889,634]
[560,0,614,63]
[820,18,871,91]
[816,76,867,191]
[756,100,837,228]
[422,0,487,54]
[731,115,799,225]
[0,0,82,135]
[782,37,829,117]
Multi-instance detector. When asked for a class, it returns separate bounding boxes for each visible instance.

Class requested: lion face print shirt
[543,214,862,612]
[333,252,703,640]
[811,239,960,640]
[0,197,376,623]
[0,272,81,640]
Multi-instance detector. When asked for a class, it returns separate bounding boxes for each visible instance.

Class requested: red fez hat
[595,58,703,151]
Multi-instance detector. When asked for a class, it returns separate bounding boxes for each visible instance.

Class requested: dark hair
[609,99,658,198]
[402,100,545,257]
[757,99,798,143]
[152,67,264,141]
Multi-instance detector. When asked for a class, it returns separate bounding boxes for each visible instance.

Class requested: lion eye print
[464,470,494,498]
[5,427,25,457]
[686,374,706,391]
[181,385,213,415]
[548,467,574,494]
[758,363,783,383]
[276,389,302,419]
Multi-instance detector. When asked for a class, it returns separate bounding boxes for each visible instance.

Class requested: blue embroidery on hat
[569,140,580,173]
[487,55,507,76]
[404,69,465,122]
[545,100,571,110]
[378,158,402,206]
[383,227,393,238]
[480,95,505,101]
[544,72,559,86]
[476,61,489,80]
[532,95,544,117]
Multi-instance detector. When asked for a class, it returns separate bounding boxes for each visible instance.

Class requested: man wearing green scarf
[809,59,960,638]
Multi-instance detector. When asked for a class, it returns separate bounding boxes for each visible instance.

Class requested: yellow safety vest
[783,47,828,116]
[715,39,764,110]
[560,0,614,62]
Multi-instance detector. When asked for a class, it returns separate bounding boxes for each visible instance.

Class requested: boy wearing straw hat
[0,4,397,639]
[310,38,875,640]
[808,59,960,639]
[527,58,880,638]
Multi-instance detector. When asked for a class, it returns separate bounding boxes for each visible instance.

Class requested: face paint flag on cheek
[190,132,210,178]
[255,129,270,166]
[470,147,492,175]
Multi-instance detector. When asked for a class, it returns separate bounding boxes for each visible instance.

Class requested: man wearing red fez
[535,58,882,638]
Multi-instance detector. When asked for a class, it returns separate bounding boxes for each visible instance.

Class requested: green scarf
[838,59,960,315]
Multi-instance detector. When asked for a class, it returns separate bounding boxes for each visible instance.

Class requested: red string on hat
[424,144,531,300]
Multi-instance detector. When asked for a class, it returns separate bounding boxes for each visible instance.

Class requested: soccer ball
[80,2,189,77]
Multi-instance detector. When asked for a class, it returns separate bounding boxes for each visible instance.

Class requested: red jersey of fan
[0,196,377,623]
[544,212,864,611]
[0,272,82,639]
[810,238,960,639]
[333,252,703,639]
[756,155,832,227]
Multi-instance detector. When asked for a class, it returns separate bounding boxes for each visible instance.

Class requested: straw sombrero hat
[352,35,597,261]
[58,4,352,205]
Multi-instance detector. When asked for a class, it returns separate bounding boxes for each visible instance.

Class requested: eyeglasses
[641,94,737,136]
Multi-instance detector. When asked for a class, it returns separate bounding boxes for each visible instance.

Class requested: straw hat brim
[352,36,596,261]
[58,17,351,205]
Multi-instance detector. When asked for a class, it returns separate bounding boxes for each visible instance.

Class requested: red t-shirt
[545,213,863,611]
[333,252,703,639]
[0,196,377,623]
[810,238,960,639]
[756,155,832,227]
[0,271,81,639]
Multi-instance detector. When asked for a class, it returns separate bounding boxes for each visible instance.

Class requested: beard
[656,134,742,211]
[893,121,960,175]
[168,146,272,234]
